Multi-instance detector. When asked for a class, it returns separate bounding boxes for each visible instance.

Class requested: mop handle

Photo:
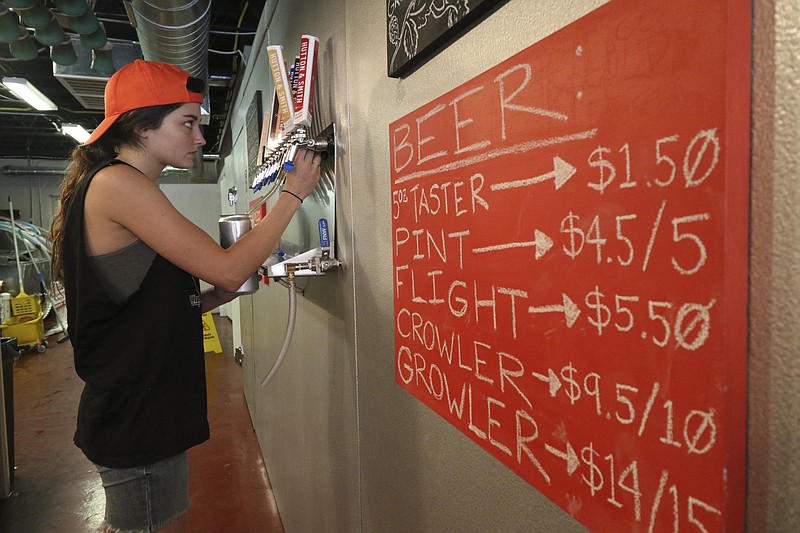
[19,237,40,276]
[7,196,24,293]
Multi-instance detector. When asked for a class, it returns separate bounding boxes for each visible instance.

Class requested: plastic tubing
[8,198,24,292]
[260,276,297,387]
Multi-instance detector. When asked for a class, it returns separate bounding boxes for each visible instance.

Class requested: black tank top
[63,160,209,468]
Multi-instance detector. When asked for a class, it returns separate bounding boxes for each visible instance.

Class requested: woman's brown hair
[49,103,184,282]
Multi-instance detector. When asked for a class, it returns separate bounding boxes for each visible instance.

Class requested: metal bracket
[264,248,340,279]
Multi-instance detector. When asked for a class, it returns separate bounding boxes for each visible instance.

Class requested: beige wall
[748,0,800,531]
[223,0,800,531]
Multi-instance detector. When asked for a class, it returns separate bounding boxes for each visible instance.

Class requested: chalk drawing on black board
[387,0,510,78]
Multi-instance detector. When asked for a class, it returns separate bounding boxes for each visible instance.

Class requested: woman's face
[142,102,206,168]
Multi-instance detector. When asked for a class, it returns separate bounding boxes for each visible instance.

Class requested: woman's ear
[134,126,149,140]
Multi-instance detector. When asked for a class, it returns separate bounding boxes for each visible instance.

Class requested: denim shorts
[95,452,190,532]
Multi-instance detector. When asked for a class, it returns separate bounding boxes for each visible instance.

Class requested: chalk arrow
[528,293,581,328]
[490,156,577,192]
[532,230,553,259]
[472,229,553,260]
[531,368,562,397]
[545,442,580,476]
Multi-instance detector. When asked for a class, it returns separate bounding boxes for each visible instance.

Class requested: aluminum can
[219,214,259,295]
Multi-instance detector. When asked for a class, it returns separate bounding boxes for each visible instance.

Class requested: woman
[49,60,321,532]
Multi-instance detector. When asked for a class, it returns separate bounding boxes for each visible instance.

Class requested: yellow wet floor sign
[202,312,223,354]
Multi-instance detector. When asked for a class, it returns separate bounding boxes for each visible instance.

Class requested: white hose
[260,277,297,387]
[8,197,24,293]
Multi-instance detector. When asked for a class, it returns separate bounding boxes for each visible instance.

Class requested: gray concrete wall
[747,0,800,530]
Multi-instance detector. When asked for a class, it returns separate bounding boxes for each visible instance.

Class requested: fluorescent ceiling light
[1,77,57,111]
[62,123,90,144]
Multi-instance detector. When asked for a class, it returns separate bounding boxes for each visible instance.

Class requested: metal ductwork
[126,0,211,124]
[125,0,214,182]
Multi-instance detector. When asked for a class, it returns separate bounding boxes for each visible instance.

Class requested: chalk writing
[390,0,749,531]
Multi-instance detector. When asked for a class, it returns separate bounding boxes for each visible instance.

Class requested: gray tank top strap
[89,240,157,304]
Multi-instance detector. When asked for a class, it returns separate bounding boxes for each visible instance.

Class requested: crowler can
[218,214,260,295]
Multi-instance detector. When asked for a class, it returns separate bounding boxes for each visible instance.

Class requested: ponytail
[50,143,116,282]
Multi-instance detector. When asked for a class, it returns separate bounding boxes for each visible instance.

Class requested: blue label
[318,218,330,248]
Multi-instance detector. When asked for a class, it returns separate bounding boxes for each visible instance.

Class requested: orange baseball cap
[85,59,204,145]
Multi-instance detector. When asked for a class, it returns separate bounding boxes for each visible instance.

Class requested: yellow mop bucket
[2,291,45,347]
[0,311,45,347]
[3,197,46,350]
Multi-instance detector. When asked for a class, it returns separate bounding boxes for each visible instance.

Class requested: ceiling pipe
[126,0,210,94]
[2,165,65,176]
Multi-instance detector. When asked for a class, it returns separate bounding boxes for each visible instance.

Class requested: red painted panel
[389,0,750,531]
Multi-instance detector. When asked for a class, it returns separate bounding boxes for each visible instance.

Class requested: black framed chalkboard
[387,0,510,78]
[245,90,263,184]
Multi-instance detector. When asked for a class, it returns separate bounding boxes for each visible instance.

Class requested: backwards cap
[84,59,204,145]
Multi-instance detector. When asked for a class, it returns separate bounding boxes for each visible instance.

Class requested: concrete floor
[0,314,284,532]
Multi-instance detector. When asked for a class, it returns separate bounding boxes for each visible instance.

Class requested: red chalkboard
[389,0,750,531]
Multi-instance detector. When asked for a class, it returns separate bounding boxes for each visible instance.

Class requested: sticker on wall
[389,0,750,531]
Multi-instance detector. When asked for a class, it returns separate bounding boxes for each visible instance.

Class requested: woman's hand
[282,148,323,201]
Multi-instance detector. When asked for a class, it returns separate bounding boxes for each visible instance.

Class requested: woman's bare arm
[84,149,321,292]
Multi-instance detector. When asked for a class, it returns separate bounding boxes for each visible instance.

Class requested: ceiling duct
[52,36,143,110]
[126,0,211,125]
